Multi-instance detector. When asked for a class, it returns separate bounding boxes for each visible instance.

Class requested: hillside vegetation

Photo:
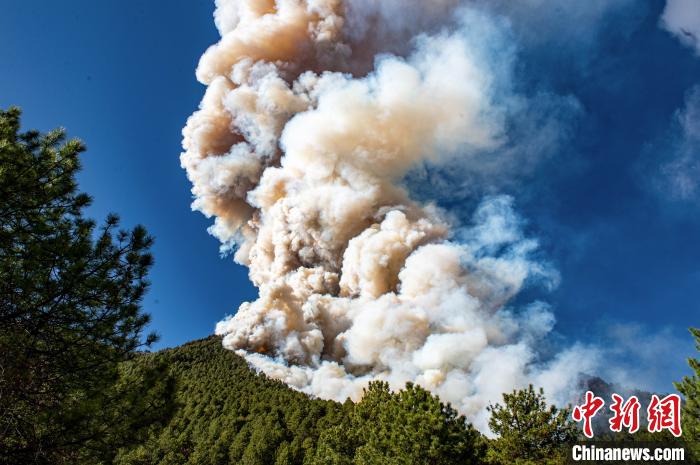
[117,335,698,465]
[115,336,486,465]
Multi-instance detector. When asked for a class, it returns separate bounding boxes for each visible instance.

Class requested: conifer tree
[314,381,485,465]
[486,385,578,465]
[354,382,485,465]
[675,327,699,459]
[0,107,172,464]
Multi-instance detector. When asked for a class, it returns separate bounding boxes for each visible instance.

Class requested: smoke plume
[182,0,594,432]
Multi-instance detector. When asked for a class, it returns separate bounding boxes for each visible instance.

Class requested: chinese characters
[572,391,682,438]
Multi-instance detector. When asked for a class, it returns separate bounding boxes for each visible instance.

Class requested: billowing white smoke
[182,0,595,432]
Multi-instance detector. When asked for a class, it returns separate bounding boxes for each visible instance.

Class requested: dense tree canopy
[114,336,486,465]
[315,381,484,465]
[115,335,699,465]
[486,385,578,465]
[0,108,172,464]
[114,336,344,465]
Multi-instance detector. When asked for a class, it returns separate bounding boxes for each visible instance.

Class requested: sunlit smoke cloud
[182,0,599,433]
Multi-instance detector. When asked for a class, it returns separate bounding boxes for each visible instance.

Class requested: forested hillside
[116,336,698,465]
[115,336,486,465]
[116,336,341,464]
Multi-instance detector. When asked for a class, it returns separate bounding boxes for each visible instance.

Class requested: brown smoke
[182,0,595,432]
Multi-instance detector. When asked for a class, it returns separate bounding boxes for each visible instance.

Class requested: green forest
[1,107,698,465]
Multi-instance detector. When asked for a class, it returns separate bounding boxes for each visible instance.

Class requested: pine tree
[675,327,699,459]
[314,381,485,465]
[486,385,578,465]
[0,107,172,464]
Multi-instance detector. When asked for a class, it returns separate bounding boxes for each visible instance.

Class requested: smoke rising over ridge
[182,0,596,431]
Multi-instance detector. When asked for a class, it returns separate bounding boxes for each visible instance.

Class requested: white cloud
[661,0,700,55]
[597,322,694,393]
[658,85,700,201]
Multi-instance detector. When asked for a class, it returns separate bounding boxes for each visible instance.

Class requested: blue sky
[0,0,257,349]
[1,0,698,392]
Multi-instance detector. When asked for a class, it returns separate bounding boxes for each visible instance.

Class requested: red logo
[572,391,605,438]
[647,394,682,437]
[572,392,683,438]
[609,394,641,434]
